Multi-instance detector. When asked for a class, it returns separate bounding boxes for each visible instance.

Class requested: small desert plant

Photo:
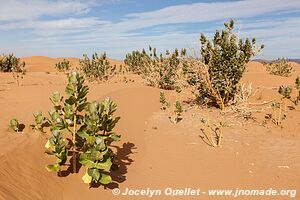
[79,53,116,82]
[266,58,293,77]
[170,101,183,124]
[0,54,26,85]
[197,19,263,109]
[270,102,286,126]
[44,72,121,186]
[295,76,300,89]
[278,86,292,99]
[55,59,71,73]
[33,111,45,132]
[159,91,170,110]
[278,77,300,105]
[8,118,20,133]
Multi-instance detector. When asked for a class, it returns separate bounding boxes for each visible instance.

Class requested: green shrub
[124,49,149,74]
[44,72,121,186]
[278,86,292,99]
[79,53,116,82]
[0,54,26,85]
[266,58,293,77]
[295,76,300,89]
[159,91,170,110]
[197,19,263,109]
[125,47,187,90]
[278,77,300,105]
[55,59,71,72]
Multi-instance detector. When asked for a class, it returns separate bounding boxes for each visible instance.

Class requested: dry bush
[266,58,293,77]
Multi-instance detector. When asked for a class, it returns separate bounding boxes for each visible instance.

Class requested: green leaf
[77,129,89,139]
[99,174,112,185]
[109,133,121,141]
[46,164,60,172]
[87,168,101,182]
[79,158,97,168]
[82,171,92,184]
[96,157,112,172]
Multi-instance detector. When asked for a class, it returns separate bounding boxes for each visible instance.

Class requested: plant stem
[278,103,282,126]
[73,114,77,173]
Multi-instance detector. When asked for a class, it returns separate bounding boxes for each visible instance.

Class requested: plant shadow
[19,124,25,132]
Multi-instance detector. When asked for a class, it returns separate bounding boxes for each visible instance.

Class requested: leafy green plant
[79,53,116,82]
[0,54,26,85]
[159,91,170,110]
[295,76,300,89]
[44,72,121,186]
[9,118,20,133]
[124,50,148,74]
[170,101,183,124]
[45,130,68,175]
[55,59,71,73]
[278,86,292,99]
[125,47,187,90]
[33,111,45,132]
[278,77,300,105]
[266,58,293,77]
[197,19,263,109]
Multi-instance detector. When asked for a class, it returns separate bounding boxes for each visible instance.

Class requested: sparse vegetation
[124,50,148,74]
[0,54,26,85]
[125,47,187,90]
[266,58,293,77]
[79,53,116,82]
[278,77,300,105]
[44,72,121,186]
[55,59,71,73]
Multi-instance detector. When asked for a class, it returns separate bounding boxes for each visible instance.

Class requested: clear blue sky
[0,0,300,59]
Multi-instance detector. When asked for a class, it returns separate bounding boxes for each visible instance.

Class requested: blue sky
[0,0,300,60]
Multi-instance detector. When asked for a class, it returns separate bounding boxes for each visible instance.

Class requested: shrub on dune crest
[55,59,71,73]
[265,58,293,77]
[79,53,117,82]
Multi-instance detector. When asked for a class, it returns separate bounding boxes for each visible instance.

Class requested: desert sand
[0,57,299,200]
